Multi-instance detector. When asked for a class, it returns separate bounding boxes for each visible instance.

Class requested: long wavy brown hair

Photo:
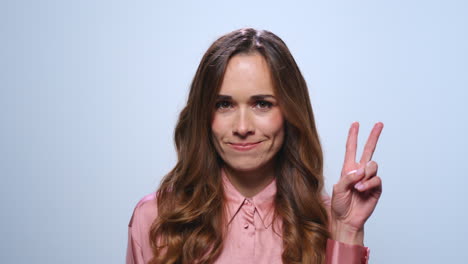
[149,28,330,264]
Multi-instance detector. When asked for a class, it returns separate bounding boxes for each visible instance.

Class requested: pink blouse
[127,171,370,263]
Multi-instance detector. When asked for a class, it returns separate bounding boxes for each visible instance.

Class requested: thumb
[334,167,365,193]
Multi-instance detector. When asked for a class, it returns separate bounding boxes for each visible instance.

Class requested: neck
[223,159,276,198]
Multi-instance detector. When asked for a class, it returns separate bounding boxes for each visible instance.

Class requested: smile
[228,141,262,151]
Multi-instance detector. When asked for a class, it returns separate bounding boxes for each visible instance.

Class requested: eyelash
[215,100,273,110]
[256,100,274,109]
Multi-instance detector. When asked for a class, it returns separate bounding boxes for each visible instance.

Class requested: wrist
[330,220,364,246]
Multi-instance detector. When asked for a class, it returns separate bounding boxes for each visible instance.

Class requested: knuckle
[376,176,383,192]
[366,160,378,172]
[376,176,382,185]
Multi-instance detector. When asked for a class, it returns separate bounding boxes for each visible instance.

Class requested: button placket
[241,198,255,232]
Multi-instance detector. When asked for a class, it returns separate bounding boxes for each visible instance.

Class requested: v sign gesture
[330,122,384,246]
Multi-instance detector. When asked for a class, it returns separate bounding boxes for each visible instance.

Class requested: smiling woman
[211,53,285,197]
[126,28,383,264]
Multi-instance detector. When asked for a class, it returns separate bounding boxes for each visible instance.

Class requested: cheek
[211,115,227,139]
[258,110,284,135]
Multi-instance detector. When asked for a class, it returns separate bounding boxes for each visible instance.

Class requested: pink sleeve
[126,204,145,264]
[321,194,370,263]
[126,224,144,264]
[126,193,158,264]
[325,239,370,264]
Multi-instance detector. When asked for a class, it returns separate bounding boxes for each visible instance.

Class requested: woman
[127,28,383,264]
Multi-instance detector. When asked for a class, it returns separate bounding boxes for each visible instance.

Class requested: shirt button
[244,223,249,229]
[245,199,251,205]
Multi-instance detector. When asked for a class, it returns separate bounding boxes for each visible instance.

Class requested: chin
[225,158,267,172]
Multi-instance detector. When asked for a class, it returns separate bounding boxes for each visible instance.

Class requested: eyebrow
[217,94,276,100]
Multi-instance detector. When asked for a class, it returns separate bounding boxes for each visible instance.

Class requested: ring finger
[363,160,378,181]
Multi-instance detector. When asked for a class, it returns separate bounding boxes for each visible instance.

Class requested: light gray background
[1,0,467,263]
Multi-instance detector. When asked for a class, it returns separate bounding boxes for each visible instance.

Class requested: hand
[330,122,384,245]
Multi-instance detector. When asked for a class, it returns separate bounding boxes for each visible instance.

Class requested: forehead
[219,53,275,97]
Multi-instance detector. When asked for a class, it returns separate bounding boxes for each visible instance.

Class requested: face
[211,53,285,173]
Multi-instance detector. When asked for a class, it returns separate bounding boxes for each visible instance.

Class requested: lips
[228,141,263,151]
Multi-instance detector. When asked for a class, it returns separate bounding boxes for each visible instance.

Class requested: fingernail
[354,182,365,191]
[346,169,357,176]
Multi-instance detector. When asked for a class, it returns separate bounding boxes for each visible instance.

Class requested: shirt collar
[221,168,276,229]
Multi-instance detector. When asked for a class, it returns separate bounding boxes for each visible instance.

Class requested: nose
[233,107,254,138]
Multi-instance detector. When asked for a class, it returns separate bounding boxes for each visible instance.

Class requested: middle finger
[359,122,384,165]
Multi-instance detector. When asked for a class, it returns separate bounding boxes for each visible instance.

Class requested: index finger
[343,121,359,169]
[359,122,384,164]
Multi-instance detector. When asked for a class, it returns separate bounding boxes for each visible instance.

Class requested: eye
[215,100,232,110]
[255,100,273,110]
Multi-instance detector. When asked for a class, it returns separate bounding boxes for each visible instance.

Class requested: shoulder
[128,192,158,228]
[127,193,158,261]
